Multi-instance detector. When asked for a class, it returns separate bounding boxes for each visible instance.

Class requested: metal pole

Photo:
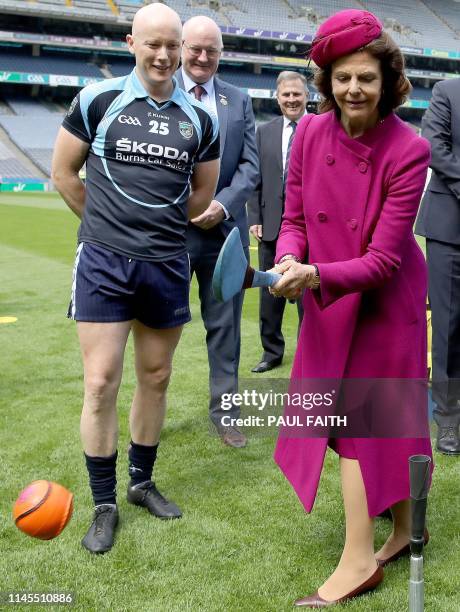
[408,454,431,612]
[409,555,424,611]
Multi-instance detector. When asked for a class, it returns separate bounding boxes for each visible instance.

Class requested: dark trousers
[427,238,460,426]
[188,226,248,429]
[258,239,303,362]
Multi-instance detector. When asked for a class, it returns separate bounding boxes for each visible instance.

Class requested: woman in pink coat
[270,9,433,607]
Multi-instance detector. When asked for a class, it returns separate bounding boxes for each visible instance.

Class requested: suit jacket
[415,78,460,244]
[247,116,285,242]
[175,71,259,248]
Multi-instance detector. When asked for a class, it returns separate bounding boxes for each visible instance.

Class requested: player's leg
[126,253,190,517]
[127,321,183,518]
[69,242,136,553]
[79,321,131,456]
[78,320,131,553]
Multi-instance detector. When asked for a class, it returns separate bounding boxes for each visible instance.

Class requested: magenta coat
[274,111,433,517]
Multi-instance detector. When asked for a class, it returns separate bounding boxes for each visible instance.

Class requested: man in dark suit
[177,16,259,447]
[415,77,460,454]
[248,71,308,373]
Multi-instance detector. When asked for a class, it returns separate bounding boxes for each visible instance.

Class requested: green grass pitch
[0,192,457,611]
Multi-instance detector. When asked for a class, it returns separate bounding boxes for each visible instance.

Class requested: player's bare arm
[187,158,220,222]
[51,127,89,219]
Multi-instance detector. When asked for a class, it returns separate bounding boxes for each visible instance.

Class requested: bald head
[126,3,182,98]
[182,16,223,48]
[132,3,182,39]
[181,16,223,84]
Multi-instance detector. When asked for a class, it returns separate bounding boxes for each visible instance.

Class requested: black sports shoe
[127,481,182,519]
[81,504,119,554]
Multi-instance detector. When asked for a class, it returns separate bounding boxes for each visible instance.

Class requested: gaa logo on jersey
[178,121,193,140]
[118,114,142,126]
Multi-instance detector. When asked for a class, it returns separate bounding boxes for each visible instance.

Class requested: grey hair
[276,71,309,92]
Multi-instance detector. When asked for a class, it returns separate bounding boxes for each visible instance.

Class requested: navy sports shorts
[68,242,191,329]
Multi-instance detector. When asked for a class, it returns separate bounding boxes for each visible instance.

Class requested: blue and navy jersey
[62,69,220,261]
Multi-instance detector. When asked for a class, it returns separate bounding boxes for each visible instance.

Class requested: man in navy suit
[416,77,460,455]
[177,16,259,447]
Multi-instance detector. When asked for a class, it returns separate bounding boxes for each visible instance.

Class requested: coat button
[358,161,368,173]
[317,211,327,222]
[348,218,358,230]
[326,154,335,165]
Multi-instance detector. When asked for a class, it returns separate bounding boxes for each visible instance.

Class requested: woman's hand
[269,261,318,299]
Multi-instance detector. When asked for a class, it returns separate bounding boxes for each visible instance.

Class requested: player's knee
[138,365,172,393]
[84,374,119,405]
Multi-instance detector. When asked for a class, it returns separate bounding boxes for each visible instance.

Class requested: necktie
[191,85,205,101]
[283,121,297,197]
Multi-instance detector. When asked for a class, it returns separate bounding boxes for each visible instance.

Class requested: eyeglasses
[182,42,221,59]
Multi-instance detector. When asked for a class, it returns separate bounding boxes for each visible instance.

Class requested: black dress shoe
[127,481,182,519]
[251,358,282,373]
[436,426,460,455]
[81,504,119,554]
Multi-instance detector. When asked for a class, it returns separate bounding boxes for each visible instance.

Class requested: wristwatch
[311,264,320,290]
[278,254,300,264]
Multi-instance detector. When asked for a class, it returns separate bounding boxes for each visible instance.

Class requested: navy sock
[128,440,158,486]
[84,451,117,506]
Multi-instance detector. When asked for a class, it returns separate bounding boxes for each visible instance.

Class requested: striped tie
[191,85,205,101]
[283,121,297,198]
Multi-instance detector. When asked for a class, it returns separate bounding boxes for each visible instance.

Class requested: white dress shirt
[282,113,307,171]
[181,68,218,117]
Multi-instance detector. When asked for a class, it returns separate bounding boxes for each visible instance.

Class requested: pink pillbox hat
[309,9,383,68]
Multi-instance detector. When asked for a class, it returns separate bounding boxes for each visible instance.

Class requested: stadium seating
[218,68,277,89]
[5,96,64,116]
[360,0,460,50]
[1,0,459,50]
[25,149,55,177]
[0,110,63,177]
[0,0,118,21]
[107,55,279,89]
[117,0,148,20]
[0,0,446,178]
[422,0,460,35]
[106,56,135,77]
[0,47,104,78]
[0,141,37,178]
[286,0,364,35]
[410,85,433,101]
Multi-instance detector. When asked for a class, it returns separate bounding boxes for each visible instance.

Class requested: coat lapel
[214,78,228,156]
[274,116,284,174]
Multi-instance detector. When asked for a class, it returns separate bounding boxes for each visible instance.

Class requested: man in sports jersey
[51,3,220,554]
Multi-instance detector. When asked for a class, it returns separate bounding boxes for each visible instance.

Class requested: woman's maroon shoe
[377,528,429,567]
[294,565,384,608]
